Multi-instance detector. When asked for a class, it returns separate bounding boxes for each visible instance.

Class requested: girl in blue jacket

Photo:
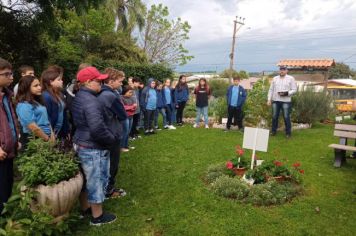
[41,66,69,140]
[174,75,189,125]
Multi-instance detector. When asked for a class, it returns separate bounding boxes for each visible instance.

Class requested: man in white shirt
[267,66,297,138]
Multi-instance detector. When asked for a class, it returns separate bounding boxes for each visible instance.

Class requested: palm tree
[106,0,146,33]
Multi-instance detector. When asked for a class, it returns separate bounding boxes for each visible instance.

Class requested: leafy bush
[292,87,336,124]
[244,79,271,127]
[219,69,249,79]
[210,97,227,124]
[211,176,249,200]
[92,60,173,84]
[183,98,197,118]
[245,181,302,206]
[0,189,77,235]
[17,138,79,187]
[209,79,229,98]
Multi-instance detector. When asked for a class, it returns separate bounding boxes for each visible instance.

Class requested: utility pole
[229,16,245,80]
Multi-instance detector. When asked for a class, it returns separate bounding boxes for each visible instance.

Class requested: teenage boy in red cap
[71,66,119,226]
[0,58,20,214]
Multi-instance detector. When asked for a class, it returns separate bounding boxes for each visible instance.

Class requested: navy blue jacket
[226,85,247,107]
[156,89,165,109]
[140,78,157,111]
[174,85,189,103]
[42,91,69,138]
[71,87,118,149]
[97,85,127,140]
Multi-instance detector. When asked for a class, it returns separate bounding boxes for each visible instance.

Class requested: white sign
[242,127,270,169]
[242,127,269,152]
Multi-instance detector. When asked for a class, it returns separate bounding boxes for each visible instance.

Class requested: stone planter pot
[232,167,246,177]
[33,172,83,219]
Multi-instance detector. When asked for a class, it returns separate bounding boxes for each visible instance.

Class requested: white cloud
[143,0,356,71]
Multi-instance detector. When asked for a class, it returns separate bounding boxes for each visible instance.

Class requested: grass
[76,124,356,236]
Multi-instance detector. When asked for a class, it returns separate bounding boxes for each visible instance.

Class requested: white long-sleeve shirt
[267,74,297,102]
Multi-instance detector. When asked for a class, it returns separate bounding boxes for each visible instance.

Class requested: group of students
[0,57,222,226]
[0,55,251,227]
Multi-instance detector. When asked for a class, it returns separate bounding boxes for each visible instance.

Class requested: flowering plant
[246,160,305,184]
[226,145,249,170]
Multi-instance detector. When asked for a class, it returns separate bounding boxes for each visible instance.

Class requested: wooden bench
[328,124,356,167]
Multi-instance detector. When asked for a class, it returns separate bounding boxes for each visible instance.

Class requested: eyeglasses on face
[0,72,13,78]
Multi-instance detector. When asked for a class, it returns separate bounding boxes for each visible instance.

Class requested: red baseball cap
[76,66,108,83]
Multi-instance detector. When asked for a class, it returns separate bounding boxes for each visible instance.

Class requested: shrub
[0,190,77,235]
[292,87,336,124]
[211,176,249,200]
[245,181,302,206]
[244,79,271,127]
[209,79,229,98]
[210,97,227,123]
[205,163,231,184]
[17,138,79,187]
[92,60,173,84]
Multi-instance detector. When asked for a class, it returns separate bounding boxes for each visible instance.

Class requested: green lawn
[76,124,356,236]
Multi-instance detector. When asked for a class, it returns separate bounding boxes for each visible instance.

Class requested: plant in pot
[245,160,275,184]
[17,138,83,220]
[226,145,249,177]
[270,161,291,182]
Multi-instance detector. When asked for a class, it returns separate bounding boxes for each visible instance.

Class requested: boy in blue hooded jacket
[225,77,247,131]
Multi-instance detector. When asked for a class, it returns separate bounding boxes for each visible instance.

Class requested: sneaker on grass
[90,212,116,226]
[168,125,176,130]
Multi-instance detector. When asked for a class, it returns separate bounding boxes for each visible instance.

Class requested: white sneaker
[168,125,176,130]
[193,124,198,128]
[164,125,169,129]
[205,124,209,129]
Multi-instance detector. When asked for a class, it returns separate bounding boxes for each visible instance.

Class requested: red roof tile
[277,59,335,68]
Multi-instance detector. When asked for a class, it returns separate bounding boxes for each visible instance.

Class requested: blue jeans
[272,101,292,135]
[195,106,209,125]
[77,147,110,204]
[121,117,133,148]
[154,108,167,127]
[171,106,177,124]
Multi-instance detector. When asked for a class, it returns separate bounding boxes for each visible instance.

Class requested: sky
[143,0,356,73]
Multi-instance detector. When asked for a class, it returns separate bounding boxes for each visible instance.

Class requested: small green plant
[211,176,249,200]
[210,97,227,124]
[17,138,79,187]
[0,188,78,235]
[204,163,232,184]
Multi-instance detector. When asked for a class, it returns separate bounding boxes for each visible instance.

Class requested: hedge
[92,60,174,84]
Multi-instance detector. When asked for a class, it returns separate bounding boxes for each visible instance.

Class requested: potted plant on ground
[226,145,249,177]
[17,138,83,220]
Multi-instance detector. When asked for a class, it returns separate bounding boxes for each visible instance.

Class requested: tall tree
[106,0,146,33]
[328,62,355,79]
[141,4,193,66]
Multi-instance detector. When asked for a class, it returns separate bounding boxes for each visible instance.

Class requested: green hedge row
[93,60,174,84]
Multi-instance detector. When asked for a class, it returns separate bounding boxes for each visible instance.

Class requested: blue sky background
[143,0,356,73]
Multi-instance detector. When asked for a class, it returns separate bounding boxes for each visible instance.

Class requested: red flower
[299,169,305,174]
[274,161,283,166]
[236,149,244,156]
[226,161,234,169]
[293,162,301,168]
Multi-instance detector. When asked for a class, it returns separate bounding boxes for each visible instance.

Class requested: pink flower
[226,161,234,169]
[299,169,305,174]
[236,149,244,156]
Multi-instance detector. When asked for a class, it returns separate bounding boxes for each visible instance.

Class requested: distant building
[277,59,335,90]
